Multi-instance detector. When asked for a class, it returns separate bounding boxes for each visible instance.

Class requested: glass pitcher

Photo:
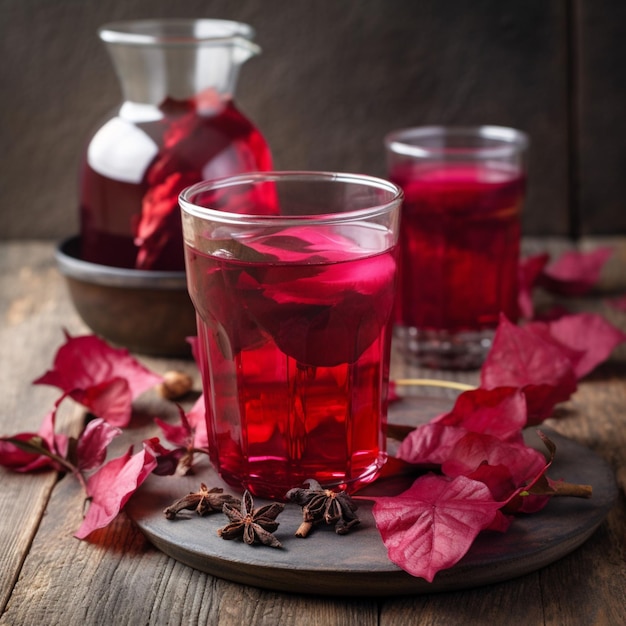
[79,19,272,271]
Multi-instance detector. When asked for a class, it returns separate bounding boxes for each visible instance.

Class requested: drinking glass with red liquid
[179,172,402,499]
[385,126,529,369]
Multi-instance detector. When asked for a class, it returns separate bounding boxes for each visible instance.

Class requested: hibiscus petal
[136,170,199,269]
[504,431,555,514]
[74,443,157,539]
[71,378,133,427]
[0,403,68,473]
[464,462,517,502]
[481,315,578,424]
[33,332,163,426]
[76,418,122,472]
[187,394,208,449]
[432,387,527,442]
[397,423,468,466]
[0,433,47,471]
[541,313,626,378]
[143,436,185,476]
[518,253,550,319]
[442,432,547,488]
[372,474,502,581]
[538,247,613,296]
[155,404,192,448]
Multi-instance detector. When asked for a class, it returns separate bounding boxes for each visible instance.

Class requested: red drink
[391,162,524,332]
[385,125,528,368]
[80,97,272,271]
[185,226,397,499]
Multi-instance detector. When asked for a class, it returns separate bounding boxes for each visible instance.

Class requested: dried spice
[286,479,360,537]
[217,490,285,548]
[157,371,194,400]
[164,483,239,519]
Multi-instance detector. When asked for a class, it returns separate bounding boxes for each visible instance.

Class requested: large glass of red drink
[385,126,528,369]
[180,172,402,499]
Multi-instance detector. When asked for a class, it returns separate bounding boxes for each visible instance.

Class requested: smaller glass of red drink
[179,172,402,499]
[385,126,529,369]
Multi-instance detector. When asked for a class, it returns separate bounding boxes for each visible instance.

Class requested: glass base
[218,453,388,501]
[395,325,494,370]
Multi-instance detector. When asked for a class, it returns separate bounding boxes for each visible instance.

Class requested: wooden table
[1,239,625,625]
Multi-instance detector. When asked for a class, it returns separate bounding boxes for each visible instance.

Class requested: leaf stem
[551,481,593,498]
[190,447,211,456]
[48,452,90,494]
[392,378,476,391]
[4,436,89,493]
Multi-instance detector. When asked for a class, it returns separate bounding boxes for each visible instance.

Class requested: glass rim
[98,18,255,48]
[179,171,404,226]
[384,125,529,159]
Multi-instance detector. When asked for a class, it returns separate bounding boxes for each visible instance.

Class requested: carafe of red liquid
[79,19,272,271]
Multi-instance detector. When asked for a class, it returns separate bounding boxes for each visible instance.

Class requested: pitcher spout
[232,35,261,64]
[100,19,262,106]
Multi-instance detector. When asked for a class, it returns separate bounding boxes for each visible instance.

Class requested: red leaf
[464,462,517,502]
[529,313,626,379]
[397,423,468,466]
[399,387,529,467]
[504,431,555,514]
[135,170,199,269]
[155,397,207,451]
[33,332,163,427]
[134,97,238,270]
[76,418,122,472]
[143,436,185,476]
[187,394,208,449]
[74,443,157,539]
[151,399,208,475]
[481,315,578,424]
[538,247,613,296]
[0,403,68,472]
[518,253,550,319]
[71,378,133,428]
[371,474,502,581]
[155,405,192,448]
[485,510,514,532]
[432,387,527,442]
[442,432,546,489]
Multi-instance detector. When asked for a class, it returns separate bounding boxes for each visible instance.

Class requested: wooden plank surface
[0,242,87,615]
[0,239,625,625]
[0,241,379,626]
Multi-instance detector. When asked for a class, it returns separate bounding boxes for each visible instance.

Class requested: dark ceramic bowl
[56,236,196,357]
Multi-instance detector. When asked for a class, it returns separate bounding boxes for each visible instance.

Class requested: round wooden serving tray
[126,398,618,596]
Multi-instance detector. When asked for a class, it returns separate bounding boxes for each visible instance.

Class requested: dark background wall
[1,0,624,240]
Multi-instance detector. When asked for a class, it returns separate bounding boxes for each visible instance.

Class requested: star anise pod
[163,483,239,519]
[286,479,360,537]
[217,490,285,548]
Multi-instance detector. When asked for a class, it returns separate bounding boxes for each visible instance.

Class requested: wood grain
[125,428,616,596]
[0,239,625,625]
[0,242,87,615]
